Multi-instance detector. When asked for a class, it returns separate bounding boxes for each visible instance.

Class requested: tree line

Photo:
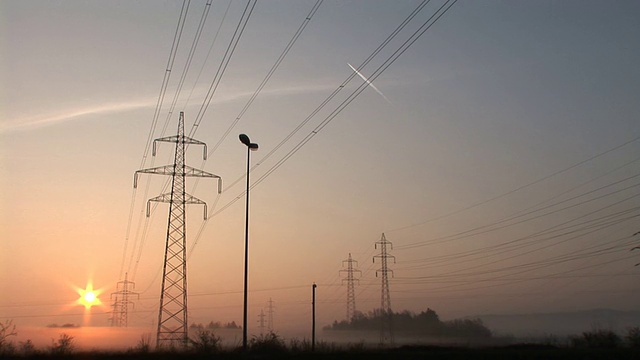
[324,308,492,339]
[189,321,241,331]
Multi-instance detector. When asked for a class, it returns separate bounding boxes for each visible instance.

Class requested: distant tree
[442,319,491,338]
[324,308,492,339]
[225,321,240,329]
[417,308,440,324]
[207,321,221,329]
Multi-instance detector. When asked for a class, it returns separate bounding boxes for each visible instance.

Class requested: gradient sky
[1,0,639,346]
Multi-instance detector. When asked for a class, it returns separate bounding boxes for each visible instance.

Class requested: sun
[84,291,96,303]
[77,282,102,309]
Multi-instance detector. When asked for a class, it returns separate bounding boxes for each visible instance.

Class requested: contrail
[348,63,392,104]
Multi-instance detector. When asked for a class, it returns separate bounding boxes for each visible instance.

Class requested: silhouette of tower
[266,298,275,332]
[340,253,361,322]
[134,112,221,348]
[373,233,395,345]
[110,272,139,327]
[257,309,266,335]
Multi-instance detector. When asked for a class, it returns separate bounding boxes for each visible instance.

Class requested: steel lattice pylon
[267,298,275,332]
[340,253,361,322]
[134,112,221,349]
[110,272,139,327]
[373,233,395,345]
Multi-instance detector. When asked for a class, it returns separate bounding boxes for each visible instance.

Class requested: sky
[1,0,640,348]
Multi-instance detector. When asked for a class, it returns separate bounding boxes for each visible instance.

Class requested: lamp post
[239,134,258,351]
[312,283,317,352]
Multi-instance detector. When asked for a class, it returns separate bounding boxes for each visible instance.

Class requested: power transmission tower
[373,233,395,346]
[266,298,275,332]
[110,272,139,327]
[257,309,266,335]
[134,112,221,348]
[340,253,361,322]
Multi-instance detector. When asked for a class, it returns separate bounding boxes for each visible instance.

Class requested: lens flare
[77,282,102,309]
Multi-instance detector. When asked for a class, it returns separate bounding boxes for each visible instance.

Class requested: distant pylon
[340,253,361,322]
[373,233,395,345]
[110,272,139,327]
[258,309,266,335]
[267,298,275,332]
[134,112,222,348]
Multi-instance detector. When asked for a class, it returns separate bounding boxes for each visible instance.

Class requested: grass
[1,344,639,360]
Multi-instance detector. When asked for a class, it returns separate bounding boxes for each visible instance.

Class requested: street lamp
[239,133,258,350]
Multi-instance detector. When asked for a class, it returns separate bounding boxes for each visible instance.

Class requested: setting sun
[77,283,102,309]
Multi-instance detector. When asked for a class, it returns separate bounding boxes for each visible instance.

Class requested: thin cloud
[0,82,339,134]
[0,100,154,133]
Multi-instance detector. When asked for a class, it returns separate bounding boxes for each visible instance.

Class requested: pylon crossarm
[183,165,219,179]
[146,193,208,219]
[135,166,222,194]
[154,135,208,159]
[185,194,208,219]
[134,165,175,188]
[182,166,222,193]
[146,194,172,216]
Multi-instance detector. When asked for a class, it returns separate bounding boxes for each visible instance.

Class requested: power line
[396,175,640,251]
[159,0,215,137]
[217,0,436,195]
[398,210,640,271]
[206,0,325,158]
[387,135,640,233]
[398,199,640,269]
[189,0,258,138]
[118,0,191,281]
[209,0,459,218]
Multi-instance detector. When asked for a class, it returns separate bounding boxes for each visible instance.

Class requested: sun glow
[77,282,102,309]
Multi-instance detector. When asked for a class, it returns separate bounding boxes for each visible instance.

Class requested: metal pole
[312,283,317,351]
[243,146,250,350]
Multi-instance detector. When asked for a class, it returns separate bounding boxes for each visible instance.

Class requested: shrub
[0,320,17,356]
[19,339,36,356]
[626,327,640,348]
[249,332,287,353]
[132,333,151,353]
[189,329,221,353]
[50,333,74,355]
[572,329,620,349]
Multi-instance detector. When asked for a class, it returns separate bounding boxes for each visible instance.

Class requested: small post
[312,283,317,351]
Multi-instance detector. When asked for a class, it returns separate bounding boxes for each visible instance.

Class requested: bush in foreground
[248,332,287,353]
[571,329,621,349]
[626,327,640,348]
[189,329,221,353]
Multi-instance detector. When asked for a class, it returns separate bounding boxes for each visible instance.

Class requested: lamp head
[239,134,251,146]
